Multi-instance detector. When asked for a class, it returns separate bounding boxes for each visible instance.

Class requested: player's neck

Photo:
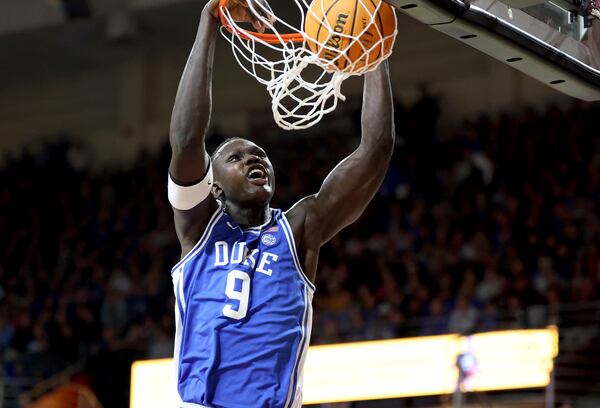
[224,202,271,229]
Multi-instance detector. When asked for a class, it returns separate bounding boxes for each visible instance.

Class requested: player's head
[210,138,275,209]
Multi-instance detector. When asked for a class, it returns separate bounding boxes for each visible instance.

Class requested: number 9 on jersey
[223,270,251,320]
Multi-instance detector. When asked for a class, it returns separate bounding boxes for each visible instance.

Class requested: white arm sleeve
[168,163,213,211]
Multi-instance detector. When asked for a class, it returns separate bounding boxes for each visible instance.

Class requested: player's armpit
[284,196,321,281]
[173,198,219,260]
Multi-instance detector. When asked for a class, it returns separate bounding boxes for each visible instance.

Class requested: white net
[219,0,397,130]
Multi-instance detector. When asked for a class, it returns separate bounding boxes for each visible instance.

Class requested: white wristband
[168,163,213,211]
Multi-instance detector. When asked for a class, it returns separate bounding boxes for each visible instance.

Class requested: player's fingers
[238,8,264,32]
[251,18,266,33]
[248,0,275,24]
[255,0,276,23]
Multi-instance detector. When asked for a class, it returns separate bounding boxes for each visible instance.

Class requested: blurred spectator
[421,297,448,335]
[448,297,479,334]
[475,268,503,304]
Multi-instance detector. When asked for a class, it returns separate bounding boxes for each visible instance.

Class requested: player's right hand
[209,0,275,33]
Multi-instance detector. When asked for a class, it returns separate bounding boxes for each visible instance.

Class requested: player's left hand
[209,0,275,33]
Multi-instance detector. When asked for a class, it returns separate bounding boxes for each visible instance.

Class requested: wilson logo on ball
[323,13,349,61]
[304,0,397,73]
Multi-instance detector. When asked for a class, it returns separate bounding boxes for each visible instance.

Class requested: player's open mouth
[247,166,268,186]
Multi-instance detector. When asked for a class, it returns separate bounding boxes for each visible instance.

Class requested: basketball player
[168,0,394,406]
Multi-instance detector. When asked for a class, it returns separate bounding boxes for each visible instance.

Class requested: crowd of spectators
[0,96,599,405]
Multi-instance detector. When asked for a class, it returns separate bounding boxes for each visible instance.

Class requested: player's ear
[211,182,224,203]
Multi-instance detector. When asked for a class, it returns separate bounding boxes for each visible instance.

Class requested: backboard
[390,0,600,100]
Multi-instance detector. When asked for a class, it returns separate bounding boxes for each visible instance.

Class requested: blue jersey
[172,208,315,408]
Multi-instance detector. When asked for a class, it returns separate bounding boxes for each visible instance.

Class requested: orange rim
[218,0,304,44]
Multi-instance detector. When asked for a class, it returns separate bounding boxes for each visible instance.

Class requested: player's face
[212,139,275,206]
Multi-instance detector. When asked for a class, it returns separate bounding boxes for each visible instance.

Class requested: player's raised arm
[288,61,394,252]
[168,1,220,253]
[169,0,272,255]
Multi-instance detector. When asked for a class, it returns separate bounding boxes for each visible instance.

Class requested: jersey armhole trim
[171,208,223,273]
[284,285,312,408]
[280,213,316,292]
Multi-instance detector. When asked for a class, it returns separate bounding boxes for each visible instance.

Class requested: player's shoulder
[284,195,321,250]
[284,195,314,225]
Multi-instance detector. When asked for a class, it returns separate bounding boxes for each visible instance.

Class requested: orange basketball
[304,0,397,73]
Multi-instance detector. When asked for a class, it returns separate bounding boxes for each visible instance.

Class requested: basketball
[304,0,397,72]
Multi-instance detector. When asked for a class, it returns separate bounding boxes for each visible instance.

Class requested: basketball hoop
[218,0,397,130]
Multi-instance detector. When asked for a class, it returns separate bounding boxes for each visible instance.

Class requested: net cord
[218,0,397,129]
